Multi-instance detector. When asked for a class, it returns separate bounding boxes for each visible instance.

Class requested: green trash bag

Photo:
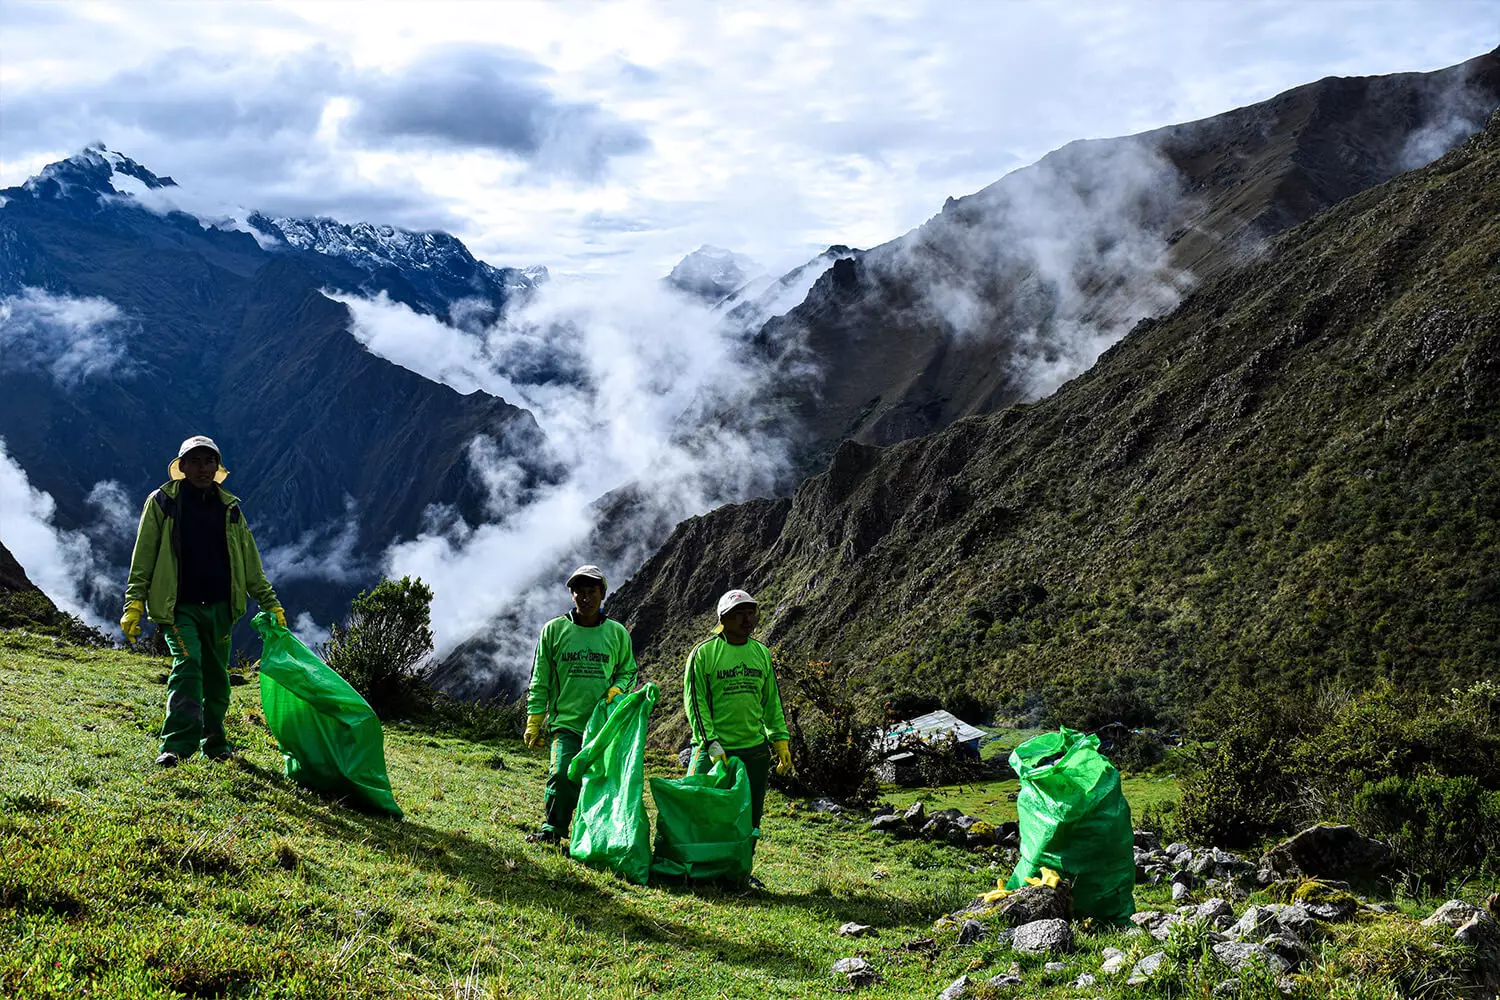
[1004,727,1133,923]
[649,756,754,882]
[252,612,402,817]
[566,683,658,885]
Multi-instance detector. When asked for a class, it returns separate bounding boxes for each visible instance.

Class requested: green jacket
[526,613,637,735]
[684,635,789,751]
[124,480,278,625]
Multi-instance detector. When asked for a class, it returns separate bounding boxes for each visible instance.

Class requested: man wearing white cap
[683,588,791,849]
[120,435,286,767]
[523,564,638,843]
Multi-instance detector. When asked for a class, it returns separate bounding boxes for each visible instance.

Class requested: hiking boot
[204,746,238,761]
[525,829,561,845]
[156,751,180,768]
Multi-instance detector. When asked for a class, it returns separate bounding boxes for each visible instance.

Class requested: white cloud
[260,494,367,585]
[0,438,116,627]
[1,1,1492,277]
[0,287,134,386]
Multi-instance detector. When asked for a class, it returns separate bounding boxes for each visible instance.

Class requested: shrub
[321,576,435,719]
[782,658,882,802]
[887,730,990,787]
[1350,774,1500,889]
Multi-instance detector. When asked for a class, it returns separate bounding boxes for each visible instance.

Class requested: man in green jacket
[120,435,286,767]
[524,564,637,843]
[684,589,792,842]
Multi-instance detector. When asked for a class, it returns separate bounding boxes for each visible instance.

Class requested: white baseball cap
[566,564,607,589]
[168,435,229,483]
[717,589,758,617]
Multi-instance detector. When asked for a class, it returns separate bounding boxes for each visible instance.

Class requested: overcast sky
[1,0,1495,277]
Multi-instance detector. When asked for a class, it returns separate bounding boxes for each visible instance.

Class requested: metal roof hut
[877,710,987,784]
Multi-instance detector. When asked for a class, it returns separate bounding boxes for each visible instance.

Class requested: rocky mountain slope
[763,46,1500,476]
[612,107,1500,746]
[0,147,545,627]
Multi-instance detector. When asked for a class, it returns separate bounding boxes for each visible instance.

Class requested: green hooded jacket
[526,613,638,735]
[684,635,789,751]
[124,480,279,625]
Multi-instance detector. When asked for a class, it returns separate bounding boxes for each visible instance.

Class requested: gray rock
[903,801,927,827]
[1274,904,1317,941]
[957,919,985,946]
[1260,932,1308,968]
[966,829,996,849]
[1229,906,1279,940]
[920,816,950,839]
[1259,824,1391,882]
[1195,898,1234,927]
[987,974,1023,989]
[996,820,1020,846]
[832,957,874,975]
[1212,982,1241,998]
[870,814,905,834]
[938,974,971,1000]
[1100,947,1128,975]
[1301,895,1357,922]
[1127,951,1166,986]
[1191,852,1218,876]
[995,883,1070,926]
[946,825,970,848]
[1133,909,1188,941]
[1134,829,1161,851]
[811,797,843,813]
[1011,918,1072,954]
[1166,842,1191,856]
[838,922,876,938]
[1171,869,1196,888]
[1423,900,1484,930]
[1171,881,1192,902]
[1212,940,1291,974]
[1074,973,1098,988]
[1043,961,1067,973]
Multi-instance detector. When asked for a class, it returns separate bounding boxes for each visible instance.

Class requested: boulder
[1273,904,1318,941]
[957,919,986,945]
[1171,881,1192,902]
[1260,932,1309,968]
[1260,825,1390,882]
[1423,899,1485,930]
[938,974,971,1000]
[1292,880,1358,922]
[995,883,1070,926]
[1229,906,1280,940]
[946,825,970,848]
[870,814,906,835]
[811,797,843,814]
[1132,909,1188,941]
[832,957,874,976]
[1194,898,1235,928]
[997,820,1020,846]
[1134,829,1161,851]
[1127,952,1166,986]
[838,922,876,938]
[1100,947,1129,974]
[1011,918,1072,954]
[1211,940,1291,974]
[902,801,927,828]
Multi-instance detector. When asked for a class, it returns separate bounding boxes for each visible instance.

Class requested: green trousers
[160,602,234,758]
[542,728,584,836]
[690,741,772,831]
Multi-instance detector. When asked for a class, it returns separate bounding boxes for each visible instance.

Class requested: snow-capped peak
[666,245,764,304]
[19,144,176,200]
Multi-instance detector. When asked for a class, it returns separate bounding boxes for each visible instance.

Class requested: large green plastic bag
[649,756,754,882]
[566,683,658,884]
[252,612,402,817]
[1005,727,1133,922]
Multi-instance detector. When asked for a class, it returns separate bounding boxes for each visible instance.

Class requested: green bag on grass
[252,612,402,817]
[1004,727,1133,923]
[567,683,658,884]
[649,756,754,882]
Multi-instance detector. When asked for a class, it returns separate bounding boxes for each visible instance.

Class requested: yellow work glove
[605,686,624,704]
[524,713,548,749]
[119,600,144,643]
[266,606,287,629]
[1025,867,1063,888]
[772,739,792,775]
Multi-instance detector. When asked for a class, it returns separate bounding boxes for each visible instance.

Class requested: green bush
[1351,774,1500,888]
[1173,689,1303,847]
[321,576,435,719]
[782,658,882,803]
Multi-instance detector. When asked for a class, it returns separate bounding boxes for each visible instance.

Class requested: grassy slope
[5,633,1494,998]
[2,632,1179,1000]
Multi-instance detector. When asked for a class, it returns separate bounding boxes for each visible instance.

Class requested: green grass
[877,772,1181,826]
[3,629,1490,999]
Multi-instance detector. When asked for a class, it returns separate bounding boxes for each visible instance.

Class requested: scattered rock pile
[867,801,1019,849]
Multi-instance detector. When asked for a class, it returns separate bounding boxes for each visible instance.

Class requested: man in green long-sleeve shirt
[523,564,637,843]
[683,589,792,841]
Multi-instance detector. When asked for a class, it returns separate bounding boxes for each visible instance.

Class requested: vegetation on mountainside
[5,629,1498,999]
[614,111,1500,756]
[0,589,111,648]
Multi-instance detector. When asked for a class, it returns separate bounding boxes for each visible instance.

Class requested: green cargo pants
[690,741,772,831]
[542,728,584,836]
[160,602,234,758]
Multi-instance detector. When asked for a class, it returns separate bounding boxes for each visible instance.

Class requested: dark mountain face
[0,148,546,628]
[0,541,46,597]
[762,47,1500,477]
[611,108,1500,748]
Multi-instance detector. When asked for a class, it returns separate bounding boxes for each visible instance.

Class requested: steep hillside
[765,47,1500,476]
[0,541,43,597]
[613,109,1500,746]
[0,149,546,626]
